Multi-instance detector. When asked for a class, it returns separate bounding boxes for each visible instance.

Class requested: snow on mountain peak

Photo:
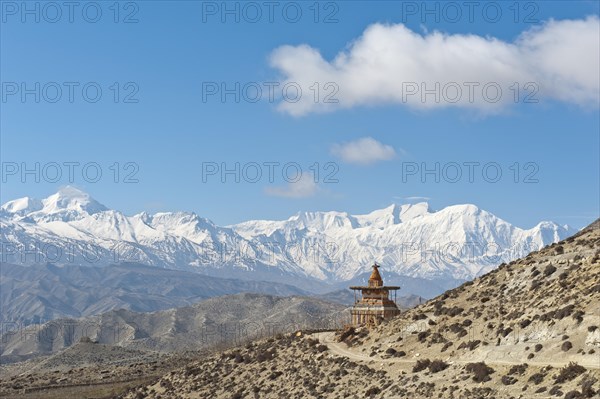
[445,203,482,214]
[290,210,356,231]
[141,211,221,243]
[399,202,431,221]
[42,186,107,214]
[1,196,43,215]
[0,188,580,285]
[354,202,431,228]
[27,186,109,222]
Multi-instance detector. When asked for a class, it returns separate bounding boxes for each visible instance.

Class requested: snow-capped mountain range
[0,187,575,290]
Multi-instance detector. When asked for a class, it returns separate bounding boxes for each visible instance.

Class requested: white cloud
[331,137,396,165]
[269,16,599,116]
[401,196,431,201]
[265,173,318,198]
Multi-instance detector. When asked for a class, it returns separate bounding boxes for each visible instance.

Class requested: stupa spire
[368,263,383,288]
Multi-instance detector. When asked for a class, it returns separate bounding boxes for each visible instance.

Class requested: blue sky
[1,1,599,229]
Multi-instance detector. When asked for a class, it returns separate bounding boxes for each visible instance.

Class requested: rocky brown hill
[0,293,345,398]
[0,293,345,364]
[117,219,599,399]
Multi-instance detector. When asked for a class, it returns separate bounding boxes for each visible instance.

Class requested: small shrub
[465,362,494,383]
[418,330,430,342]
[544,264,557,277]
[448,306,464,317]
[555,306,576,320]
[501,375,518,385]
[531,280,542,290]
[458,340,481,351]
[498,327,513,338]
[339,327,356,341]
[428,360,449,373]
[528,373,545,385]
[413,359,431,373]
[564,391,583,399]
[573,310,585,324]
[580,375,597,397]
[428,332,447,344]
[559,272,569,280]
[268,371,283,380]
[448,323,464,334]
[508,364,528,375]
[441,342,453,352]
[256,349,276,362]
[554,245,564,254]
[555,362,586,384]
[549,385,563,396]
[561,341,573,352]
[534,344,543,352]
[519,319,532,328]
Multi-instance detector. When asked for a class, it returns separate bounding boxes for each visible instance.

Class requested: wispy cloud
[270,16,599,116]
[401,196,431,201]
[331,137,396,165]
[265,173,318,198]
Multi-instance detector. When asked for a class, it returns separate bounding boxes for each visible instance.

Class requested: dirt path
[316,332,600,370]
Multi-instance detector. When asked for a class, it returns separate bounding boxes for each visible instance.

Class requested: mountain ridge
[0,262,309,324]
[1,187,577,289]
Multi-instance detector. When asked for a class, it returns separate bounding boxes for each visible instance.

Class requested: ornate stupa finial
[368,263,383,288]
